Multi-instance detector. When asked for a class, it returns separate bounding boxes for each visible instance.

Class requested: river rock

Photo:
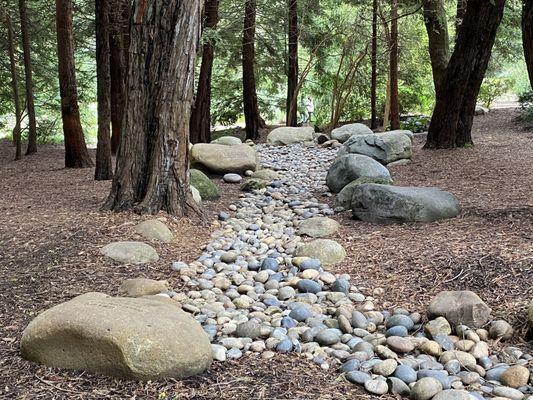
[326,154,391,193]
[337,130,412,164]
[331,123,373,143]
[351,184,460,223]
[191,143,258,173]
[267,127,314,145]
[425,317,452,338]
[251,169,279,181]
[428,291,491,328]
[190,169,220,200]
[20,292,212,380]
[297,216,340,238]
[100,241,159,264]
[489,320,514,340]
[411,377,444,400]
[211,136,242,146]
[364,379,389,395]
[294,239,346,266]
[492,386,525,400]
[433,390,475,400]
[500,365,530,388]
[135,219,173,243]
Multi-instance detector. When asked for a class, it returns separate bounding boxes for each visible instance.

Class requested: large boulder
[335,177,393,209]
[428,291,492,328]
[351,184,460,223]
[294,239,346,266]
[190,169,219,200]
[326,154,391,193]
[135,219,173,243]
[191,143,258,173]
[100,241,159,264]
[266,126,314,145]
[331,123,373,143]
[210,136,242,146]
[337,130,412,164]
[118,278,169,297]
[20,292,212,380]
[298,216,340,238]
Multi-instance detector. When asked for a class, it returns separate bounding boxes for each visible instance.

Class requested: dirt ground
[0,109,532,399]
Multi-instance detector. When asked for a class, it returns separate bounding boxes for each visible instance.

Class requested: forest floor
[0,109,532,400]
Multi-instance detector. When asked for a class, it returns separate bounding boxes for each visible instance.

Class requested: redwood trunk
[370,0,378,130]
[523,0,533,88]
[423,0,450,95]
[95,0,113,180]
[56,0,93,168]
[19,0,37,155]
[7,12,22,160]
[456,0,468,39]
[190,0,220,144]
[103,0,201,216]
[286,0,298,126]
[425,0,506,149]
[109,0,130,154]
[242,0,265,140]
[389,0,400,130]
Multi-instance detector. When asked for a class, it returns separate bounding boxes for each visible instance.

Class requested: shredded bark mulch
[0,109,531,399]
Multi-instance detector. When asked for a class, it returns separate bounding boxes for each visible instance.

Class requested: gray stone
[294,239,346,266]
[386,336,414,353]
[223,173,243,183]
[315,329,341,346]
[20,292,212,380]
[331,123,373,143]
[351,311,368,329]
[191,143,258,173]
[251,169,279,182]
[335,177,393,209]
[428,291,491,328]
[211,136,242,146]
[489,320,514,340]
[118,278,169,297]
[337,130,412,164]
[364,379,389,395]
[492,386,525,400]
[267,126,314,145]
[425,317,452,338]
[385,314,414,330]
[298,216,340,238]
[236,321,262,339]
[135,220,173,243]
[433,390,475,400]
[296,279,322,294]
[393,364,417,384]
[411,377,444,400]
[351,184,460,223]
[326,154,391,193]
[345,370,372,385]
[190,186,202,204]
[373,359,398,377]
[388,377,411,396]
[100,241,159,264]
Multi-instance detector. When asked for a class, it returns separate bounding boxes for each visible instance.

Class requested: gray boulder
[210,136,242,146]
[294,239,346,266]
[326,154,391,193]
[100,241,159,264]
[351,184,460,223]
[428,291,491,328]
[331,123,373,143]
[266,126,314,145]
[191,143,258,173]
[118,278,169,297]
[135,219,173,243]
[335,177,393,209]
[297,216,340,238]
[337,130,412,164]
[20,292,212,380]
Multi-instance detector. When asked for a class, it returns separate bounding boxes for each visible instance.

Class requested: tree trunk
[425,0,506,149]
[389,0,400,130]
[286,0,298,126]
[56,0,94,168]
[103,0,202,216]
[190,0,219,144]
[370,0,378,130]
[109,0,130,155]
[456,0,468,39]
[95,0,113,180]
[523,0,533,88]
[6,12,22,161]
[423,0,450,95]
[242,0,265,140]
[18,0,37,155]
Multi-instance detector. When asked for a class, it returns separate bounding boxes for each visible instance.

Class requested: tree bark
[425,0,506,149]
[6,11,22,160]
[56,0,93,168]
[103,0,202,216]
[242,0,265,140]
[389,0,400,130]
[109,0,130,154]
[190,0,219,144]
[286,0,299,126]
[523,0,533,88]
[370,0,378,130]
[95,0,113,180]
[423,0,450,95]
[18,0,37,155]
[456,0,468,39]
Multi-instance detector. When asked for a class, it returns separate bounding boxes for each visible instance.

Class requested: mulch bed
[0,109,531,399]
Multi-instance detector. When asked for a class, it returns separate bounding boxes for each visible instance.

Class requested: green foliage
[401,115,430,133]
[518,90,533,122]
[478,76,514,108]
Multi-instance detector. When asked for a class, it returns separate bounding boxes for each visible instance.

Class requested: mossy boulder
[241,178,268,192]
[335,177,393,209]
[190,169,219,200]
